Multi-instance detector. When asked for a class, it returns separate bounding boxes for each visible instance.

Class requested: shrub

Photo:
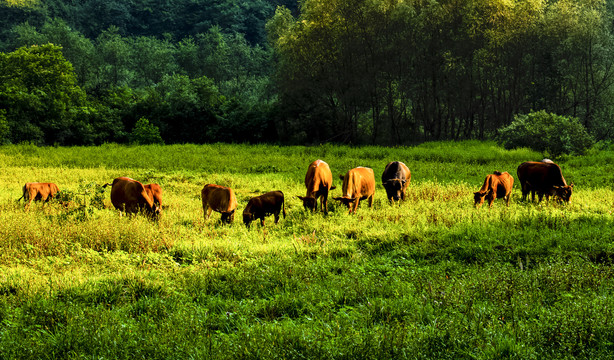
[129,117,164,145]
[497,110,594,157]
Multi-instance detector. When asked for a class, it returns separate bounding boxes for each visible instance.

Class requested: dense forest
[1,0,613,146]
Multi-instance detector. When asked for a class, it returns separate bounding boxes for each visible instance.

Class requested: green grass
[0,141,613,359]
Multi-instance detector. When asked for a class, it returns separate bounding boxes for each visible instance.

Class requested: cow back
[23,182,60,201]
[342,167,375,199]
[517,162,566,190]
[110,177,156,214]
[305,160,333,196]
[202,184,237,213]
[381,161,410,183]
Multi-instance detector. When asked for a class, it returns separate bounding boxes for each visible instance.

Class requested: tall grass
[0,141,612,359]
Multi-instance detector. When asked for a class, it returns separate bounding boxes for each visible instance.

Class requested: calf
[243,191,286,227]
[297,160,335,214]
[333,167,376,214]
[381,161,411,203]
[201,184,238,223]
[473,171,514,208]
[18,182,60,210]
[106,177,159,218]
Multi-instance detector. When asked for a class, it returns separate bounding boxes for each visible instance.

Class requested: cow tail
[16,185,25,202]
[282,197,286,218]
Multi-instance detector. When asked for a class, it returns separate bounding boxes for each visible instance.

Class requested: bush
[497,111,594,157]
[129,117,164,145]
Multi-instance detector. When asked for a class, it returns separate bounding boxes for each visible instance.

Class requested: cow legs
[320,191,329,214]
[274,211,280,224]
[204,206,213,220]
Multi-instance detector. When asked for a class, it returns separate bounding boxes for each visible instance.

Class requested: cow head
[243,211,254,227]
[383,179,406,202]
[297,195,317,212]
[333,196,355,209]
[553,184,574,203]
[473,191,487,208]
[221,209,235,224]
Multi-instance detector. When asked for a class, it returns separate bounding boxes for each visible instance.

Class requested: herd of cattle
[17,159,574,226]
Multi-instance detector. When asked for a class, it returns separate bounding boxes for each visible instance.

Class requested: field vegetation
[0,141,613,359]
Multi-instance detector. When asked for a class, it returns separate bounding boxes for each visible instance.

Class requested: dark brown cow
[473,171,514,208]
[243,191,286,227]
[517,161,573,203]
[333,167,376,214]
[18,182,60,209]
[381,161,411,203]
[201,184,238,223]
[297,160,335,214]
[106,177,159,217]
[144,183,162,209]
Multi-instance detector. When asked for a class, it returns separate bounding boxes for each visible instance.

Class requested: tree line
[1,0,613,146]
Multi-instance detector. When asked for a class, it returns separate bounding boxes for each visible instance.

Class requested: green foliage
[0,43,91,145]
[129,117,164,145]
[498,110,595,157]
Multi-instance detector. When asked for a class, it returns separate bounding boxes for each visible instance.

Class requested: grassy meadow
[0,141,613,359]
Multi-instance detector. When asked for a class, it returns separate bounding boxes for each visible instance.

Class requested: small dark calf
[243,191,286,227]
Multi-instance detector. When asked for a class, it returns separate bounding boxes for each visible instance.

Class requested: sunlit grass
[0,141,613,359]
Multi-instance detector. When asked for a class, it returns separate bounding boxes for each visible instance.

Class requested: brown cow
[243,191,286,227]
[201,184,238,224]
[382,161,411,203]
[106,177,159,217]
[18,182,60,209]
[473,171,514,208]
[333,167,376,214]
[297,160,335,214]
[144,183,162,210]
[517,161,573,203]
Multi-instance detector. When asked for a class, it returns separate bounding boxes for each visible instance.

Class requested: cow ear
[297,196,306,200]
[329,186,336,190]
[570,183,574,188]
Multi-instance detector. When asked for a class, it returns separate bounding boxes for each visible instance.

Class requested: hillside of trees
[1,0,613,146]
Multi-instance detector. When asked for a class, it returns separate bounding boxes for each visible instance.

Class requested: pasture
[0,141,613,359]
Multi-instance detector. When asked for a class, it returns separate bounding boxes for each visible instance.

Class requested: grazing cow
[517,161,573,203]
[201,184,238,224]
[106,177,159,217]
[144,183,162,210]
[473,171,514,208]
[297,160,336,214]
[18,182,60,209]
[243,191,286,227]
[333,167,376,214]
[381,161,411,203]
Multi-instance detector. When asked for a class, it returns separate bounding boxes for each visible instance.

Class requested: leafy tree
[11,18,97,90]
[497,110,595,157]
[129,117,164,145]
[0,43,91,144]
